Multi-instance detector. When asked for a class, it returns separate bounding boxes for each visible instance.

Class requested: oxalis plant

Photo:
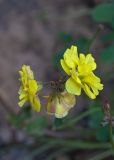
[18,46,103,117]
[17,26,114,159]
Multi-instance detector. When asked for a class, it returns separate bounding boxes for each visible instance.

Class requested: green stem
[56,108,101,130]
[40,137,111,150]
[23,143,54,160]
[88,150,113,160]
[47,148,70,160]
[86,25,103,53]
[109,119,114,153]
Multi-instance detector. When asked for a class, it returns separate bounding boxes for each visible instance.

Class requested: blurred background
[0,0,114,159]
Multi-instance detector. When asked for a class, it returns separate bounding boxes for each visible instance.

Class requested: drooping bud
[45,91,76,118]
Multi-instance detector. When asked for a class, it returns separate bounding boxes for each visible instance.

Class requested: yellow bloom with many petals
[18,65,41,112]
[60,45,103,99]
[45,91,76,118]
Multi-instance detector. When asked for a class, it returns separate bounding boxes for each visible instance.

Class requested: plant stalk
[86,25,103,52]
[109,118,114,153]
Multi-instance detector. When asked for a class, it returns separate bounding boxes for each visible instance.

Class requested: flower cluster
[18,65,41,112]
[61,45,103,99]
[18,45,103,118]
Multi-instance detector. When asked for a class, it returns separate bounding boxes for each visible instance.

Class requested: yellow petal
[79,54,86,64]
[83,84,96,99]
[66,78,81,95]
[70,69,81,84]
[61,92,76,109]
[78,64,90,75]
[26,66,34,79]
[22,65,27,75]
[64,49,75,68]
[37,82,43,91]
[19,71,23,77]
[31,96,41,112]
[19,92,27,100]
[85,54,96,68]
[91,86,99,96]
[71,45,79,64]
[18,98,27,107]
[60,59,70,75]
[28,80,38,94]
[82,73,103,91]
[55,98,68,118]
[46,97,56,115]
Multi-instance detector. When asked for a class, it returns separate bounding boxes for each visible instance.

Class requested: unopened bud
[45,91,76,118]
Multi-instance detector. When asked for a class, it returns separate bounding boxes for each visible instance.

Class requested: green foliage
[89,102,109,142]
[76,38,88,53]
[96,126,109,142]
[59,32,73,43]
[53,32,88,68]
[91,5,114,148]
[9,106,47,135]
[9,106,32,128]
[54,118,63,128]
[91,2,114,64]
[53,48,66,69]
[103,31,114,42]
[91,3,114,28]
[100,45,114,62]
[25,117,47,135]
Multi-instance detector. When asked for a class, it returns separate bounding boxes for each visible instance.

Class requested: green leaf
[103,31,114,42]
[76,38,88,53]
[53,48,66,68]
[96,126,109,142]
[100,45,114,62]
[25,117,47,135]
[59,32,73,43]
[89,109,103,129]
[53,38,87,68]
[9,106,32,128]
[91,3,114,26]
[88,102,102,128]
[111,16,114,28]
[54,118,63,128]
[88,102,108,142]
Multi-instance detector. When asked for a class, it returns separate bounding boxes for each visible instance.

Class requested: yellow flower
[18,65,41,112]
[45,91,76,118]
[60,45,103,99]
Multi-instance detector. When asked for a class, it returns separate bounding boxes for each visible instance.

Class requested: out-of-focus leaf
[9,106,32,128]
[25,117,47,135]
[53,37,87,68]
[96,126,109,142]
[59,32,73,43]
[53,48,66,68]
[103,31,114,42]
[91,3,114,27]
[53,32,73,68]
[89,101,108,142]
[100,45,114,62]
[89,108,103,129]
[89,101,114,142]
[76,38,88,53]
[54,118,63,128]
[111,16,114,28]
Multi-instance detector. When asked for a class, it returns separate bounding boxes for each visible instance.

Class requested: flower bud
[45,91,76,118]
